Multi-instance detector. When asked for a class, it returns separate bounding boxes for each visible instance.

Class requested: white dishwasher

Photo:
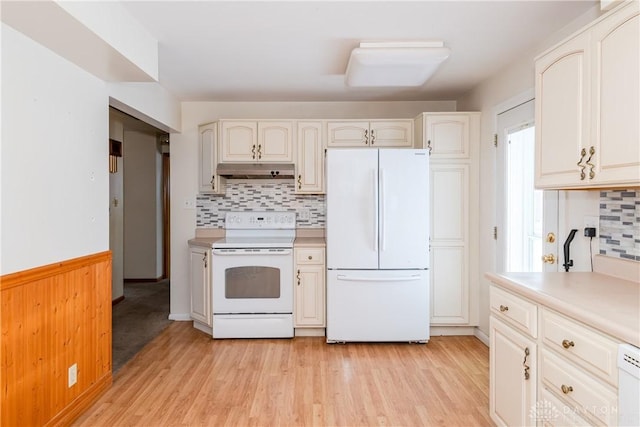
[618,344,640,426]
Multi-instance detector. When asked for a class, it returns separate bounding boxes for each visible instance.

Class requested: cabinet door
[535,33,591,188]
[220,121,257,162]
[294,265,325,327]
[258,121,293,162]
[591,4,640,185]
[327,121,370,147]
[296,121,324,193]
[189,247,211,327]
[490,317,537,427]
[369,120,413,147]
[430,164,469,324]
[424,115,469,158]
[198,122,224,194]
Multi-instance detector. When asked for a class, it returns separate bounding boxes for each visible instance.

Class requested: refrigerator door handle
[372,169,378,252]
[380,168,385,252]
[336,274,422,282]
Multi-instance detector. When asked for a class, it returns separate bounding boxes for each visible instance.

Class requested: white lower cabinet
[490,316,537,427]
[189,245,212,329]
[489,283,623,427]
[294,246,325,328]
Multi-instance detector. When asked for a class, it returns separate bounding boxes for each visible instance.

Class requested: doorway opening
[109,106,171,372]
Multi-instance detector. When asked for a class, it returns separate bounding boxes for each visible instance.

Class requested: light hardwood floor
[74,322,491,426]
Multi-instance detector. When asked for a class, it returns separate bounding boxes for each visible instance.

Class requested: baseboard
[46,369,112,427]
[123,277,164,283]
[294,327,326,337]
[430,326,477,336]
[474,328,490,347]
[112,295,124,306]
[168,313,191,321]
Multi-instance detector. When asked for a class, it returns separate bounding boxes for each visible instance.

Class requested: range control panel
[224,211,296,229]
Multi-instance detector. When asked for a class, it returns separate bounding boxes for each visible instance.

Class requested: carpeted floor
[112,280,171,372]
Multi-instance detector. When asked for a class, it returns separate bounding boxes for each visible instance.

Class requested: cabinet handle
[585,146,595,179]
[203,253,207,269]
[562,339,575,349]
[523,347,530,380]
[296,269,301,286]
[297,174,302,190]
[364,129,369,145]
[370,129,376,145]
[561,384,573,394]
[210,175,215,190]
[427,140,433,154]
[499,305,509,312]
[257,144,262,160]
[577,148,587,180]
[252,144,256,160]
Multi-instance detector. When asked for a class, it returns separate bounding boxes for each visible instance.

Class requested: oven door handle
[212,249,293,255]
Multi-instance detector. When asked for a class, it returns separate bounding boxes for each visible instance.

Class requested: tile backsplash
[599,189,640,261]
[197,180,325,228]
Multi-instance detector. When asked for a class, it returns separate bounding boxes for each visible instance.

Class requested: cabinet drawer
[541,349,617,426]
[539,388,593,427]
[490,285,538,338]
[542,308,619,386]
[295,248,325,265]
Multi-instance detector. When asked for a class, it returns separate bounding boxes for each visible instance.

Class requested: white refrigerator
[326,148,430,343]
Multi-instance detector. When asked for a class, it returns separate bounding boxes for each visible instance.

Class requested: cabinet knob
[499,305,509,312]
[308,255,312,260]
[541,253,556,264]
[561,384,573,394]
[562,339,575,349]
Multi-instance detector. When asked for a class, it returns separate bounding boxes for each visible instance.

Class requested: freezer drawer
[326,269,429,343]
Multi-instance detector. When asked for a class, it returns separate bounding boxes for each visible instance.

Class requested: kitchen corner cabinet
[220,120,294,163]
[189,245,212,328]
[489,286,538,427]
[326,120,413,147]
[294,247,325,327]
[535,0,640,189]
[415,112,480,326]
[296,121,324,194]
[198,122,225,194]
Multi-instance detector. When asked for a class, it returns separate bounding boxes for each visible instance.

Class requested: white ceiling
[121,1,598,102]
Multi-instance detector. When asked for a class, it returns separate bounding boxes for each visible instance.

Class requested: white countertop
[486,271,640,347]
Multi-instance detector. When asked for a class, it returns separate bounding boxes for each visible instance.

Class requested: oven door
[212,248,293,314]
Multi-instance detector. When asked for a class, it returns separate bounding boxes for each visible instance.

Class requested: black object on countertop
[563,229,578,272]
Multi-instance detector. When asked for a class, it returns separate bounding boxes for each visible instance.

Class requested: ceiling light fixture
[345,41,451,87]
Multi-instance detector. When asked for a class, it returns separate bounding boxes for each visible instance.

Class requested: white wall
[123,130,163,279]
[456,6,603,336]
[1,23,109,275]
[169,100,456,319]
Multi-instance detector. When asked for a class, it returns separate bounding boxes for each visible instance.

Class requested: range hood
[216,163,295,179]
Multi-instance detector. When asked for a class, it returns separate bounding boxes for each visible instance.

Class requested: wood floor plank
[73,322,491,426]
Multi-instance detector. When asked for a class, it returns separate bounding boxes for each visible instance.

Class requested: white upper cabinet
[296,121,324,194]
[198,122,225,194]
[535,1,639,188]
[422,114,470,158]
[326,120,413,147]
[220,120,293,163]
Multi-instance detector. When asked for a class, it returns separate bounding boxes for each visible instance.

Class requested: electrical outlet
[298,209,310,221]
[68,363,77,387]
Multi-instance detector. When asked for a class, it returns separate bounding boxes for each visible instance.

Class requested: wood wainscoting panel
[1,251,113,426]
